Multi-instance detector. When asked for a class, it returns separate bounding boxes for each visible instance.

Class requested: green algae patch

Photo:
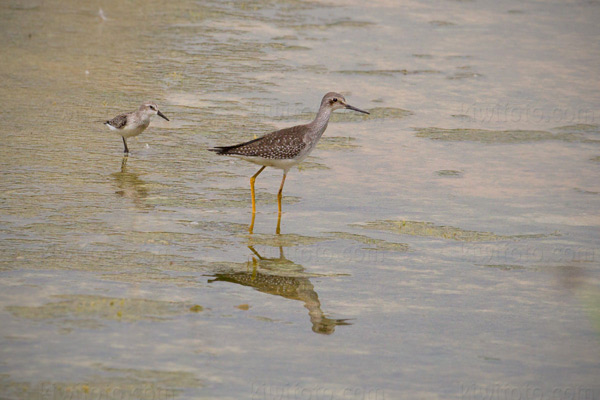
[292,19,375,30]
[355,107,413,121]
[574,188,599,195]
[317,136,360,150]
[582,289,600,337]
[478,355,502,362]
[553,124,599,133]
[7,295,195,324]
[0,366,202,400]
[451,114,474,121]
[336,69,441,76]
[436,169,463,177]
[298,160,331,171]
[340,107,413,122]
[102,271,201,287]
[277,107,412,123]
[354,220,558,242]
[265,43,311,51]
[242,233,328,247]
[414,124,599,143]
[188,220,250,235]
[153,187,301,209]
[326,20,375,28]
[203,170,243,179]
[482,264,526,271]
[429,20,456,27]
[447,70,482,80]
[414,128,576,143]
[329,232,410,252]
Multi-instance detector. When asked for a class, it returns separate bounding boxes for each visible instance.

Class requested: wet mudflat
[0,0,599,398]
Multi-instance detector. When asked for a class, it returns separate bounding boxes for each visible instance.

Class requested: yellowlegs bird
[104,102,169,153]
[209,92,369,229]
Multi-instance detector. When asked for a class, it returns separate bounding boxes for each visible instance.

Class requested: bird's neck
[308,106,332,140]
[137,112,151,124]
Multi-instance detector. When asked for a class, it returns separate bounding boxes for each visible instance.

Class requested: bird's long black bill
[157,110,170,121]
[345,104,370,114]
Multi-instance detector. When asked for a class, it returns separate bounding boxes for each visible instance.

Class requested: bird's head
[140,102,169,121]
[321,92,370,114]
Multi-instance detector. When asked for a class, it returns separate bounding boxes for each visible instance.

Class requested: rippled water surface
[1,0,599,398]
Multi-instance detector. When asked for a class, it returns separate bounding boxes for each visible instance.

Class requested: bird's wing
[106,114,128,129]
[210,125,308,159]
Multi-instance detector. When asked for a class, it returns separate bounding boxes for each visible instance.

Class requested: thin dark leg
[122,137,129,154]
[120,155,128,172]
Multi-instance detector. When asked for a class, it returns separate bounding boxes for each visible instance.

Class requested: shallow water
[1,0,599,399]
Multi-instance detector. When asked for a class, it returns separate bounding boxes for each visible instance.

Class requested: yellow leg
[276,173,287,235]
[251,256,257,280]
[249,166,266,234]
[248,211,256,234]
[250,166,266,214]
[276,212,282,235]
[277,173,287,216]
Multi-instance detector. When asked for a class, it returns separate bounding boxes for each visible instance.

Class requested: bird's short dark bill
[345,104,370,114]
[157,110,170,121]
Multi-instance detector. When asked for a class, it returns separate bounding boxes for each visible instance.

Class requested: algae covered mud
[1,0,599,398]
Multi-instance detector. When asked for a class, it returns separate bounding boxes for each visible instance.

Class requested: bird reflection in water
[209,245,350,335]
[249,211,283,235]
[111,156,151,209]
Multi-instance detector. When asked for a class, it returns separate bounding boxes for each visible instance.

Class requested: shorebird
[104,102,169,153]
[209,92,369,228]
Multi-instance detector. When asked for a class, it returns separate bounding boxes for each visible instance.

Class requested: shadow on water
[209,243,351,335]
[110,156,151,209]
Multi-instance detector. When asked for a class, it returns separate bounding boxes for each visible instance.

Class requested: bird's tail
[208,147,228,155]
[208,136,262,155]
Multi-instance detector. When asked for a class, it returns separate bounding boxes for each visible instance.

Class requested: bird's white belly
[237,156,304,172]
[120,125,147,138]
[107,123,148,138]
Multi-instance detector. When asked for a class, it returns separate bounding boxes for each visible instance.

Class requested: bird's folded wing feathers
[106,114,128,129]
[210,125,308,159]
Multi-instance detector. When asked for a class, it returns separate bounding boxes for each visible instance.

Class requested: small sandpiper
[104,102,169,153]
[209,92,369,226]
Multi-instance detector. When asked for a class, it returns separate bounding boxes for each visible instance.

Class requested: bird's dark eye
[332,98,338,102]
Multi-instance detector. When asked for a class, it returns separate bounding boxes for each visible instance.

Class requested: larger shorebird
[209,92,369,226]
[105,102,169,153]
